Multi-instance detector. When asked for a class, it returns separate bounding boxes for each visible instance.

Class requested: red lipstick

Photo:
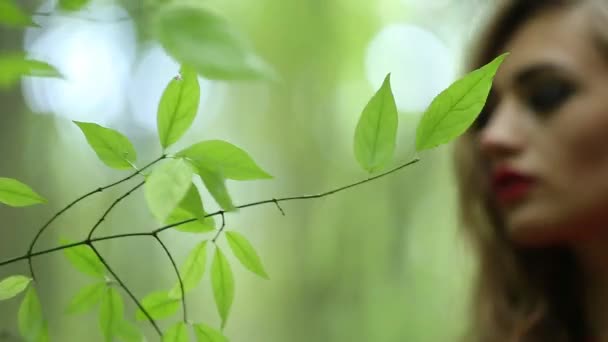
[491,166,535,204]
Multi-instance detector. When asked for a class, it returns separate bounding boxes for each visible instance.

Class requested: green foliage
[0,275,31,301]
[74,121,137,170]
[65,282,106,314]
[145,158,194,223]
[163,322,189,342]
[211,247,234,329]
[0,53,61,88]
[194,323,229,342]
[0,177,46,207]
[59,0,90,11]
[158,66,201,149]
[136,291,180,321]
[0,1,36,27]
[0,2,502,339]
[99,287,124,342]
[415,53,508,151]
[169,240,209,299]
[116,320,143,342]
[169,185,215,233]
[61,239,106,278]
[225,231,268,279]
[198,167,236,212]
[354,73,398,173]
[178,140,272,181]
[153,3,274,80]
[19,286,48,342]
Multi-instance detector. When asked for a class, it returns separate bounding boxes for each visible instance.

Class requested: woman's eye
[526,81,575,113]
[472,92,496,131]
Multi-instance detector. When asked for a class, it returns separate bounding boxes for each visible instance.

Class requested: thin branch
[2,158,420,268]
[88,243,162,336]
[87,180,145,240]
[0,233,152,267]
[0,157,422,336]
[236,158,421,210]
[152,234,187,322]
[26,155,164,280]
[272,198,286,216]
[211,212,226,243]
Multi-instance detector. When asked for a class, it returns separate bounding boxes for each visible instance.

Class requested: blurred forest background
[0,0,496,341]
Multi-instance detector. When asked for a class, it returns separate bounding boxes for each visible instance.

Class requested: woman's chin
[505,210,570,247]
[506,215,605,248]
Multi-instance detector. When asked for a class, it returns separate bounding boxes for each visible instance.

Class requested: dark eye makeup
[471,90,497,131]
[470,75,577,132]
[524,79,576,114]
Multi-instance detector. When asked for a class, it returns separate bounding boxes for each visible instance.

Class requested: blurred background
[0,0,496,341]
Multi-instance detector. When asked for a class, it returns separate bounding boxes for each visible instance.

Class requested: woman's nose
[477,104,524,161]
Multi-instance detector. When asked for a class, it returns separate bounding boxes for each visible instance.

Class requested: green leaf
[61,239,106,278]
[169,240,208,299]
[0,1,36,27]
[194,322,228,342]
[158,66,201,149]
[225,231,268,279]
[66,282,106,314]
[18,286,47,342]
[0,53,61,88]
[354,73,398,173]
[154,4,274,80]
[0,275,31,301]
[136,291,180,321]
[99,287,124,342]
[0,177,46,207]
[415,53,508,151]
[74,121,137,170]
[116,320,143,342]
[36,322,49,342]
[197,168,236,212]
[168,185,215,233]
[145,158,194,223]
[163,322,188,342]
[177,140,272,181]
[211,247,234,329]
[59,0,90,11]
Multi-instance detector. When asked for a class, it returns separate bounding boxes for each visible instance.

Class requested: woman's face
[476,7,608,246]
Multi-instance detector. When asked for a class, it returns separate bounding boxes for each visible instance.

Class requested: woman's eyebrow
[513,63,568,87]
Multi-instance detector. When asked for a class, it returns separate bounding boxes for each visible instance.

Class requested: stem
[26,155,164,280]
[88,243,162,336]
[211,212,226,243]
[87,181,145,240]
[236,158,421,210]
[152,234,187,322]
[2,158,420,268]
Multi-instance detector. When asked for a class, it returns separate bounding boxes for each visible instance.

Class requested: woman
[455,0,608,341]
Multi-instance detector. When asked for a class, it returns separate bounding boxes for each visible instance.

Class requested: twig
[236,158,421,210]
[26,155,165,280]
[1,158,421,267]
[272,198,285,216]
[0,157,421,334]
[211,212,226,243]
[88,243,162,336]
[87,181,145,240]
[152,234,187,322]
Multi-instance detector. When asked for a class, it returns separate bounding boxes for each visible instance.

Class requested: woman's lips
[491,167,536,205]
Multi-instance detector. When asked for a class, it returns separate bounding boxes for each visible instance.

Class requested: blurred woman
[455,1,608,341]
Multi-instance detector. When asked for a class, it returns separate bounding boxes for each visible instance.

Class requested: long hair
[455,1,608,341]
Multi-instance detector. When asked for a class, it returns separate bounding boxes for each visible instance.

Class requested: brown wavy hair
[455,1,608,341]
